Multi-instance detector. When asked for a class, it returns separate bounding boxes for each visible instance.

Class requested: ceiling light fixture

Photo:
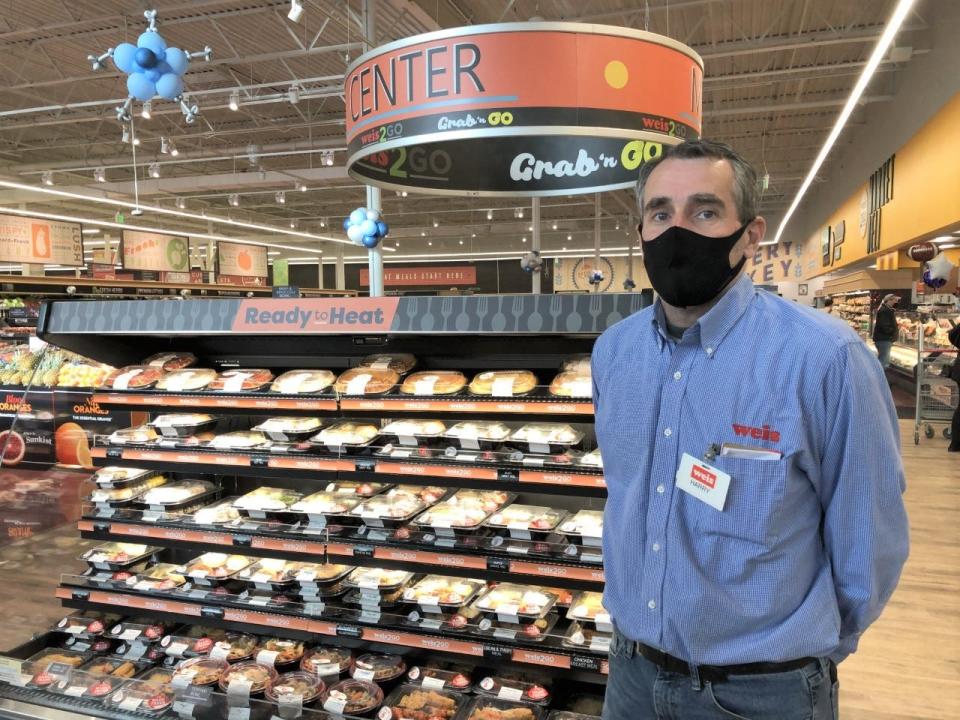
[567,234,572,241]
[296,181,307,192]
[288,84,300,105]
[228,90,240,111]
[432,217,439,228]
[148,163,160,179]
[768,0,918,245]
[551,221,558,231]
[288,0,304,23]
[401,190,408,197]
[94,167,106,183]
[323,151,334,166]
[169,143,179,157]
[141,101,152,120]
[420,231,426,237]
[427,241,433,246]
[228,193,240,207]
[81,228,100,235]
[486,209,493,220]
[289,219,298,229]
[160,137,169,154]
[121,126,131,144]
[275,191,286,205]
[522,237,527,243]
[319,217,327,228]
[175,197,186,209]
[41,171,53,186]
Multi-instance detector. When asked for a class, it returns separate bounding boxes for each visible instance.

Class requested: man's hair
[636,140,760,224]
[824,297,834,307]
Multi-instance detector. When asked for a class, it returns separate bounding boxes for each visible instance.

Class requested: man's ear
[743,216,766,258]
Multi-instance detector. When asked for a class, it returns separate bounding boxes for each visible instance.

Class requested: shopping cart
[913,326,958,444]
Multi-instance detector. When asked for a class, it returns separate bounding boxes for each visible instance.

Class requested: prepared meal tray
[443,421,512,450]
[311,421,380,451]
[476,676,552,706]
[128,563,186,592]
[91,466,155,488]
[24,649,91,687]
[270,369,336,395]
[405,665,473,693]
[233,486,302,515]
[264,671,326,705]
[334,367,400,396]
[399,370,467,396]
[380,419,447,446]
[51,658,145,698]
[55,612,122,638]
[81,542,159,570]
[377,445,438,462]
[253,638,306,669]
[323,480,391,498]
[412,490,514,534]
[207,430,271,451]
[208,368,274,392]
[290,562,354,588]
[139,480,217,510]
[172,657,228,688]
[380,684,466,720]
[486,534,567,560]
[351,653,406,685]
[476,613,559,643]
[557,510,603,547]
[508,424,584,454]
[560,355,591,374]
[107,425,159,446]
[344,566,416,593]
[293,579,351,603]
[349,488,435,529]
[344,587,407,609]
[105,618,170,643]
[190,497,242,525]
[566,592,612,631]
[154,368,217,392]
[189,632,258,663]
[236,559,315,588]
[301,646,354,677]
[252,416,325,442]
[359,353,417,374]
[485,505,569,540]
[147,413,217,438]
[561,622,611,654]
[89,474,167,506]
[401,575,486,612]
[290,491,363,521]
[461,696,545,720]
[320,678,383,717]
[105,667,176,714]
[102,365,164,390]
[182,552,254,583]
[548,371,593,398]
[144,352,197,372]
[578,448,603,469]
[472,584,559,622]
[468,370,539,397]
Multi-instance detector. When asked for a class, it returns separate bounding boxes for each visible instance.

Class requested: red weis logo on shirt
[690,464,717,489]
[732,423,781,443]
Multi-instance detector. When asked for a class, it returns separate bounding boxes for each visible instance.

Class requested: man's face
[639,157,765,268]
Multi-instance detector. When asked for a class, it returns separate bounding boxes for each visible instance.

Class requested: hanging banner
[344,23,702,196]
[121,230,190,272]
[217,241,268,278]
[359,265,477,287]
[0,213,83,267]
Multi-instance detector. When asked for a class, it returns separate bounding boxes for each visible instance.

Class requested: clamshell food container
[560,355,591,373]
[89,475,167,506]
[443,421,512,451]
[508,424,584,454]
[323,481,391,498]
[144,353,197,371]
[148,413,217,438]
[412,490,514,535]
[182,552,254,584]
[311,421,379,453]
[319,678,383,717]
[290,491,363,527]
[351,653,407,686]
[190,498,241,525]
[379,419,447,447]
[566,592,612,632]
[405,665,473,693]
[334,368,400,396]
[233,486,302,520]
[557,510,603,547]
[81,542,159,571]
[399,370,467,396]
[579,448,603,469]
[378,683,466,720]
[471,584,559,623]
[252,416,324,442]
[359,353,417,374]
[107,425,159,446]
[90,466,155,488]
[300,646,354,678]
[476,676,552,706]
[207,430,271,450]
[171,657,228,688]
[561,622,611,654]
[344,567,416,594]
[468,370,538,397]
[154,368,217,392]
[484,505,568,541]
[209,368,274,392]
[401,576,486,612]
[140,480,217,511]
[461,696,546,720]
[270,370,336,394]
[264,671,326,705]
[349,487,434,529]
[128,563,186,592]
[548,371,592,398]
[102,366,164,390]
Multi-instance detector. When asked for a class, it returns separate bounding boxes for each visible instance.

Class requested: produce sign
[217,241,267,278]
[0,213,83,267]
[121,231,190,272]
[344,23,702,196]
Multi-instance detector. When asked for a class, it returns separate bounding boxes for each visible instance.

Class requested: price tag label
[124,641,149,661]
[119,696,144,711]
[227,677,252,705]
[359,609,381,624]
[233,534,253,547]
[256,650,280,667]
[64,685,87,697]
[228,707,251,720]
[46,662,74,680]
[421,676,446,691]
[589,635,612,653]
[335,624,363,639]
[304,602,326,616]
[323,693,348,715]
[277,691,303,719]
[0,658,23,685]
[353,545,375,559]
[482,644,513,660]
[209,644,232,662]
[493,627,517,641]
[498,686,524,702]
[177,684,213,705]
[353,667,376,682]
[486,556,511,572]
[248,596,271,607]
[173,701,195,718]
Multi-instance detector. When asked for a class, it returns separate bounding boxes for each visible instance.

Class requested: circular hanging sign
[344,23,703,197]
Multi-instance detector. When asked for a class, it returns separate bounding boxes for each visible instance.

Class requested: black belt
[634,642,817,683]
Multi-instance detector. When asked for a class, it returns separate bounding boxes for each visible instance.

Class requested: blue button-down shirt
[592,273,909,665]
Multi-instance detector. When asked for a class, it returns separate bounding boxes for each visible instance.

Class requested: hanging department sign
[217,241,268,278]
[121,230,190,272]
[344,23,702,196]
[0,213,83,266]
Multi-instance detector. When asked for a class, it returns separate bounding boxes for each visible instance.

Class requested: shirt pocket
[689,455,788,546]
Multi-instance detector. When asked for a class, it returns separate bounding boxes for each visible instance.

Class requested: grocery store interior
[0,1,957,719]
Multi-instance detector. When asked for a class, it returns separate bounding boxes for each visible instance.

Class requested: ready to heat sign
[233,298,400,333]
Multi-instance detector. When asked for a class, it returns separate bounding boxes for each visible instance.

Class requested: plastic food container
[558,510,603,547]
[301,646,354,678]
[579,449,603,469]
[548,371,592,398]
[508,424,584,454]
[128,563,186,591]
[468,370,539,397]
[208,369,274,393]
[461,696,545,720]
[183,553,254,583]
[203,633,259,663]
[485,505,568,541]
[255,639,306,669]
[562,622,611,654]
[208,430,271,450]
[323,481,391,498]
[106,667,175,714]
[252,416,325,442]
[233,487,302,518]
[265,671,325,705]
[56,613,119,637]
[379,683,465,720]
[401,576,485,612]
[349,488,432,529]
[560,355,591,373]
[359,353,417,374]
[154,368,217,391]
[399,371,467,396]
[172,657,228,688]
[290,491,363,523]
[91,466,154,488]
[190,498,241,525]
[89,474,167,506]
[412,490,514,535]
[405,666,472,693]
[345,567,415,594]
[24,649,90,687]
[566,592,611,631]
[291,563,353,587]
[311,421,380,452]
[476,613,559,643]
[443,421,512,451]
[148,413,217,438]
[351,653,406,686]
[145,353,197,372]
[472,584,559,623]
[107,425,159,446]
[140,480,217,510]
[105,619,169,643]
[81,542,158,570]
[320,678,383,717]
[102,366,164,390]
[237,559,311,588]
[380,419,447,447]
[334,368,400,396]
[270,370,336,394]
[476,676,552,706]
[218,661,278,694]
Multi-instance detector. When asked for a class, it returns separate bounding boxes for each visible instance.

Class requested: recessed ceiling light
[551,222,558,231]
[432,218,439,228]
[522,237,527,243]
[486,209,493,220]
[459,239,464,245]
[427,241,433,246]
[421,231,426,237]
[567,234,572,241]
[229,91,239,111]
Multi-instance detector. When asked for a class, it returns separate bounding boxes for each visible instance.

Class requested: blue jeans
[875,340,893,368]
[602,630,838,720]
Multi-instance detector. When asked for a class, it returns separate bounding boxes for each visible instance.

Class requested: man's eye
[651,212,669,222]
[696,210,717,220]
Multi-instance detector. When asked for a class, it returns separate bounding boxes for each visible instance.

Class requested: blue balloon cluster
[922,267,947,289]
[113,31,189,102]
[622,277,636,290]
[589,270,605,285]
[343,207,389,249]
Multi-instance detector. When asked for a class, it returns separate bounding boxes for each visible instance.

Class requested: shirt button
[648,600,657,610]
[663,428,672,437]
[673,371,682,380]
[652,543,661,552]
[656,484,665,494]
[706,347,714,356]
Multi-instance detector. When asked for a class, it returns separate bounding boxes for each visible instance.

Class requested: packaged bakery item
[312,421,379,452]
[252,416,324,442]
[301,646,354,678]
[183,552,254,583]
[148,413,217,438]
[129,563,186,592]
[443,421,512,451]
[270,369,336,394]
[208,368,274,392]
[380,684,465,720]
[468,370,538,397]
[323,481,391,498]
[561,622,611,654]
[190,498,241,525]
[472,584,559,623]
[558,510,603,547]
[461,696,544,720]
[320,678,383,717]
[172,657,228,688]
[233,487,302,516]
[265,671,325,706]
[509,424,583,454]
[208,430,270,450]
[102,365,164,390]
[144,353,197,371]
[351,653,406,686]
[548,371,592,398]
[380,419,447,446]
[140,480,217,510]
[485,505,568,541]
[64,658,143,697]
[402,576,486,612]
[405,665,473,693]
[349,486,437,529]
[566,592,611,631]
[90,466,155,488]
[55,612,121,638]
[107,425,159,446]
[344,567,415,594]
[413,490,514,534]
[89,475,166,505]
[359,353,417,374]
[154,368,217,392]
[579,448,603,469]
[254,638,306,669]
[334,367,400,396]
[81,542,158,570]
[476,676,552,706]
[399,370,468,397]
[560,355,591,374]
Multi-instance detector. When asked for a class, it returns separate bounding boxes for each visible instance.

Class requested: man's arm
[817,340,909,662]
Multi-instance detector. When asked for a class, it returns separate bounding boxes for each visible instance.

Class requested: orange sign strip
[511,648,572,669]
[340,398,593,415]
[520,470,606,488]
[266,457,350,472]
[57,588,202,617]
[362,628,484,657]
[509,561,605,583]
[374,547,488,571]
[250,536,327,556]
[222,608,313,633]
[375,461,499,481]
[91,393,337,412]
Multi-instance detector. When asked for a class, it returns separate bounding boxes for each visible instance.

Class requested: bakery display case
[0,293,646,720]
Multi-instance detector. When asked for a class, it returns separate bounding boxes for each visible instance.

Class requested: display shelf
[91,391,338,414]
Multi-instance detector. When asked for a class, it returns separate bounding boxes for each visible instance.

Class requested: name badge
[675,453,730,512]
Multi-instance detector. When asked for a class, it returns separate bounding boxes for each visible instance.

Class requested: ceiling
[0,0,937,269]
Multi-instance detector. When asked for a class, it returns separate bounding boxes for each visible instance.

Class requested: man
[592,140,909,719]
[873,293,900,368]
[823,297,834,314]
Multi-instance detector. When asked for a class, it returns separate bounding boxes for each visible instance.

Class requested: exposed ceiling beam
[707,94,893,117]
[698,23,926,59]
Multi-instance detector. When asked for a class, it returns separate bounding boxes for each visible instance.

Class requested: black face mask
[642,222,751,308]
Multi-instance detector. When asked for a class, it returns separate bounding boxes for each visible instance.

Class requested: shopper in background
[949,321,960,452]
[593,140,909,720]
[823,297,834,314]
[873,293,900,368]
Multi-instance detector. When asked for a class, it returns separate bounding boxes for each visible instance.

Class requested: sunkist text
[244,306,386,328]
